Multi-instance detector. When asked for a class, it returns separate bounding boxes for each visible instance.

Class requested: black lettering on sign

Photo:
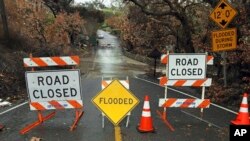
[230,125,250,141]
[198,68,203,75]
[128,98,133,104]
[181,69,187,75]
[47,89,54,98]
[175,58,199,66]
[33,90,40,99]
[46,76,53,85]
[176,59,181,66]
[62,75,69,84]
[54,76,61,85]
[40,90,47,98]
[37,77,44,86]
[171,68,203,76]
[193,58,198,65]
[38,75,70,86]
[63,88,69,97]
[99,98,134,104]
[55,89,62,97]
[171,69,176,76]
[187,59,192,65]
[70,88,77,97]
[99,98,105,104]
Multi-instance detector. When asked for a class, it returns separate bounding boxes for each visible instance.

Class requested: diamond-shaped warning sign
[92,79,139,125]
[210,0,237,28]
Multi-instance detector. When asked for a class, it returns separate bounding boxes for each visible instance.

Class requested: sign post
[210,0,238,87]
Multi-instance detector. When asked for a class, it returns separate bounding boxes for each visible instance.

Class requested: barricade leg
[20,111,56,134]
[126,115,130,127]
[156,110,175,131]
[102,113,105,128]
[70,109,84,131]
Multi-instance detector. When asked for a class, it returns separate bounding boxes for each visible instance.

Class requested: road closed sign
[92,80,139,125]
[168,54,206,80]
[26,70,82,102]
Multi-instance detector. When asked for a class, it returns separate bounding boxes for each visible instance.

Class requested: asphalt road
[0,30,237,141]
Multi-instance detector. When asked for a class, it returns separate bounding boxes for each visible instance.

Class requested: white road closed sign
[168,54,206,80]
[26,70,82,102]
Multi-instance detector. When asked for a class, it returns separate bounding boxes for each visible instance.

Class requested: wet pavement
[80,30,150,78]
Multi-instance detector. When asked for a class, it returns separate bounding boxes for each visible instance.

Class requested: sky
[74,0,112,6]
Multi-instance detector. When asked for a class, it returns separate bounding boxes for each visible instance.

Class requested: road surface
[0,30,237,141]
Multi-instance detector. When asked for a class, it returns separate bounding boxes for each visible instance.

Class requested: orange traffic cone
[137,95,155,133]
[231,93,250,125]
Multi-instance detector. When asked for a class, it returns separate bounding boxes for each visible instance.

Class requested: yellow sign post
[212,28,237,52]
[210,0,237,28]
[210,0,238,87]
[92,79,139,125]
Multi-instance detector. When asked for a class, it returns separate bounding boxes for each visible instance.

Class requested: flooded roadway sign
[212,28,237,52]
[92,79,139,125]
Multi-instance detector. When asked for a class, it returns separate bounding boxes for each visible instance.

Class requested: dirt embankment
[0,41,28,103]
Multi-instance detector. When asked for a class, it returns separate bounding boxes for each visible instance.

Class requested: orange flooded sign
[212,28,237,52]
[210,0,237,28]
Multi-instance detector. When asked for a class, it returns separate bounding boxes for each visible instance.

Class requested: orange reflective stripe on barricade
[49,100,65,110]
[30,102,46,111]
[198,100,211,108]
[161,54,214,65]
[102,81,109,88]
[67,100,83,109]
[23,56,80,67]
[30,100,83,110]
[159,77,212,87]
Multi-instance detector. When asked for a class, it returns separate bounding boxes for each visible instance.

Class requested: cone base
[231,119,250,125]
[0,124,4,130]
[136,125,155,133]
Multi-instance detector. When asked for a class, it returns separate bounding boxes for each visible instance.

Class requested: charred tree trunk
[176,14,195,53]
[0,0,9,41]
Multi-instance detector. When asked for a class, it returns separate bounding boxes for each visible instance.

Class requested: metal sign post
[210,0,238,87]
[223,51,227,87]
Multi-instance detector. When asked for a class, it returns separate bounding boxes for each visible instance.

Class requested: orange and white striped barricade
[159,77,212,87]
[157,52,213,131]
[101,76,131,128]
[161,54,214,65]
[20,54,83,134]
[159,98,210,108]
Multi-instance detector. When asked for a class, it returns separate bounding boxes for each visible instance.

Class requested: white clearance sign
[168,54,206,80]
[26,70,82,102]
